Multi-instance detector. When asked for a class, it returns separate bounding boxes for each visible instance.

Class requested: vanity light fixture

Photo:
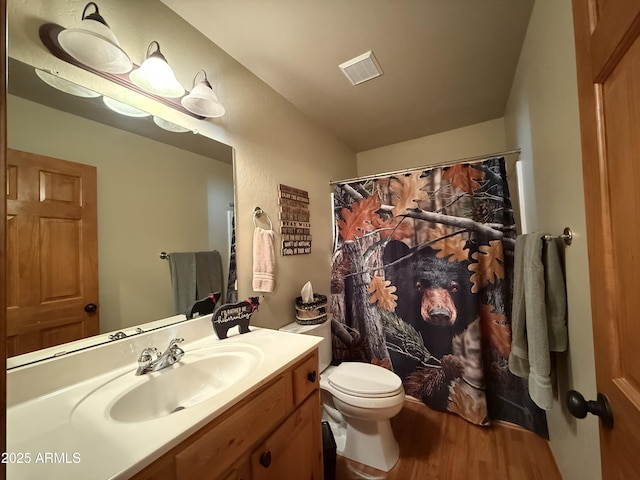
[57,2,132,74]
[102,96,151,118]
[181,70,226,118]
[35,68,102,98]
[129,41,185,98]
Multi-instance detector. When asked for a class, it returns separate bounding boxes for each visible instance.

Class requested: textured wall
[504,1,601,478]
[356,118,506,176]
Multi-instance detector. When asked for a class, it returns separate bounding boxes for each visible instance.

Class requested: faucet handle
[138,346,160,363]
[168,338,185,358]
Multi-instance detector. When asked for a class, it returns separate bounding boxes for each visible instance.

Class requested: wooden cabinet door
[221,458,251,480]
[6,148,98,356]
[251,394,322,480]
[573,0,640,477]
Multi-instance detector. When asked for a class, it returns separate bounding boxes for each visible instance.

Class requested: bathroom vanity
[132,350,322,479]
[6,318,323,479]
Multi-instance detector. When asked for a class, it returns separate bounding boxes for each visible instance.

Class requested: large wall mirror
[6,57,236,367]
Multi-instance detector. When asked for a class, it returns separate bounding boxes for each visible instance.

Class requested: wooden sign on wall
[278,184,311,255]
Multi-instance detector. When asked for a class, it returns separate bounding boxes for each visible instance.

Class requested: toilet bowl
[280,320,405,472]
[320,362,405,471]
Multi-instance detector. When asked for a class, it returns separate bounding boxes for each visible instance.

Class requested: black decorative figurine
[186,292,222,319]
[211,297,260,339]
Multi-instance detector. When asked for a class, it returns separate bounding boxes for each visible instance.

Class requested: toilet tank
[279,318,331,372]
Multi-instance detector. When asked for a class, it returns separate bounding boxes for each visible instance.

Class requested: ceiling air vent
[339,50,383,86]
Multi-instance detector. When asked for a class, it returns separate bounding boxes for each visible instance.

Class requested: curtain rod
[329,148,521,185]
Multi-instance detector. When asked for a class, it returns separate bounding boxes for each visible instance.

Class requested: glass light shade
[103,97,151,117]
[129,49,185,98]
[57,3,132,74]
[181,80,225,118]
[153,116,191,133]
[35,69,101,98]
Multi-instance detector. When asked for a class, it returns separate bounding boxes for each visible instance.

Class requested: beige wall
[356,118,506,176]
[8,95,234,334]
[8,0,357,331]
[504,1,600,478]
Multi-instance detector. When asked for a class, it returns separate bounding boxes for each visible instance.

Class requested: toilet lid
[327,362,403,397]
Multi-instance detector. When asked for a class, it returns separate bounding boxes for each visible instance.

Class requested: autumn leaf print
[468,240,505,293]
[337,195,382,241]
[480,304,511,359]
[427,226,470,263]
[371,357,392,370]
[388,172,429,216]
[442,164,486,195]
[368,275,398,311]
[448,382,488,426]
[371,215,415,241]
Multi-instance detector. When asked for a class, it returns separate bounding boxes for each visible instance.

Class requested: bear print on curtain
[330,157,548,437]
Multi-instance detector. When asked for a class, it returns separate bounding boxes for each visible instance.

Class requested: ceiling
[161,0,535,153]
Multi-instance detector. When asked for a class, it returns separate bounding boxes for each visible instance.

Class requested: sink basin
[71,343,263,424]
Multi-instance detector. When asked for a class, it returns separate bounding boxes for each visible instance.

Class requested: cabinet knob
[259,450,272,468]
[84,303,97,313]
[307,370,317,383]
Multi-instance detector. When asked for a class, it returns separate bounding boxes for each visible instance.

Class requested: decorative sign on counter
[211,297,260,339]
[278,184,311,256]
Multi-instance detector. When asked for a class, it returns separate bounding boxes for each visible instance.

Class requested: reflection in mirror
[6,58,235,367]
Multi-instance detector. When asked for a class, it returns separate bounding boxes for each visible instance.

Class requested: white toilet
[280,320,405,472]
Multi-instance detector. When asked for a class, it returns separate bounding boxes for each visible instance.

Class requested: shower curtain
[330,157,548,437]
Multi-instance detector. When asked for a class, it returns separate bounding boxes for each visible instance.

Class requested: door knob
[566,390,614,428]
[84,303,97,313]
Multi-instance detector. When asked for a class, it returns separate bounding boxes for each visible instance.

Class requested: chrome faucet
[135,338,185,375]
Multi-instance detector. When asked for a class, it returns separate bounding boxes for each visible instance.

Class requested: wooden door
[572,1,640,477]
[6,148,98,356]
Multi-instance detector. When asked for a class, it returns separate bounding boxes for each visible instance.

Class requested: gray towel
[544,240,568,352]
[509,235,529,376]
[169,252,196,315]
[509,233,567,410]
[195,250,223,298]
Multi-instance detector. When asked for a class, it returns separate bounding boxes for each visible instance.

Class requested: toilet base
[342,417,400,472]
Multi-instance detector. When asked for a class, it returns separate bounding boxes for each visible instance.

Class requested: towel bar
[253,206,274,230]
[543,227,573,246]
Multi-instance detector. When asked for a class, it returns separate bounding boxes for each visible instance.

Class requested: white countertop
[6,319,321,480]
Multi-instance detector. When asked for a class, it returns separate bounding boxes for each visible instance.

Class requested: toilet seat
[322,362,405,409]
[327,362,403,398]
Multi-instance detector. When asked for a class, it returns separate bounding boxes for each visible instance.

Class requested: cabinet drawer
[292,351,319,406]
[175,375,288,479]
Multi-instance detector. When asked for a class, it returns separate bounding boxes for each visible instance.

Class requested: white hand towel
[253,227,276,292]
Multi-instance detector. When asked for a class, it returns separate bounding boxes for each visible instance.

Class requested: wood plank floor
[335,399,561,480]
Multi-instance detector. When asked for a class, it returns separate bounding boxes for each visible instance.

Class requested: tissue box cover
[295,294,327,325]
